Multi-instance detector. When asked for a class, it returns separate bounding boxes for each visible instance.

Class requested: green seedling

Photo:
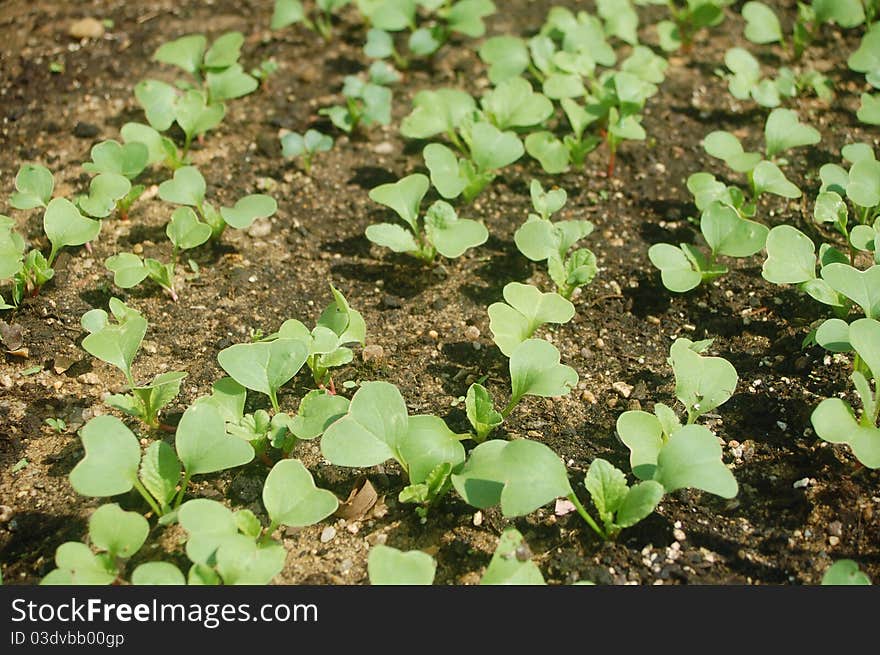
[271,283,366,388]
[811,318,880,468]
[105,207,211,300]
[121,122,188,171]
[451,438,653,540]
[615,338,739,498]
[480,77,553,131]
[479,527,546,585]
[80,140,150,218]
[649,200,769,293]
[272,0,350,40]
[9,163,54,210]
[158,165,277,240]
[360,0,496,68]
[821,560,873,585]
[320,381,467,515]
[281,129,333,174]
[82,139,149,180]
[41,503,150,585]
[488,282,574,357]
[366,173,488,261]
[635,0,733,53]
[80,298,186,428]
[849,27,880,124]
[719,47,832,108]
[368,544,437,585]
[135,82,225,154]
[514,180,597,299]
[464,338,578,441]
[320,70,393,134]
[218,336,309,412]
[251,58,279,86]
[44,417,66,433]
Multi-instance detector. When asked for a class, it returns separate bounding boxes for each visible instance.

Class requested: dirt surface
[1,0,878,585]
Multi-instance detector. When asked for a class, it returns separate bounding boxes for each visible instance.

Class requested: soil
[1,0,878,586]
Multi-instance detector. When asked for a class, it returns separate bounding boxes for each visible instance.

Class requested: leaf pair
[488,282,574,356]
[135,81,226,147]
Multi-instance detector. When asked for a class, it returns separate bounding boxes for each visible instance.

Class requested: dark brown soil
[1,0,878,585]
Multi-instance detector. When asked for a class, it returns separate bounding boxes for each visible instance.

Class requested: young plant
[69,405,254,516]
[615,338,739,498]
[158,165,277,240]
[272,0,351,41]
[105,207,212,300]
[79,139,151,219]
[488,282,574,356]
[811,318,880,468]
[319,66,394,134]
[719,47,832,108]
[320,381,468,516]
[281,129,333,174]
[80,298,186,429]
[135,82,225,154]
[465,338,579,442]
[218,334,309,412]
[366,173,488,262]
[451,437,657,541]
[821,560,873,585]
[849,27,880,125]
[121,122,188,171]
[513,180,597,299]
[635,0,734,53]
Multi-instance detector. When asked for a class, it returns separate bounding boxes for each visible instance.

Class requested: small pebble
[320,526,336,543]
[612,381,633,398]
[69,17,105,39]
[362,344,385,363]
[673,528,686,542]
[463,325,480,341]
[428,330,439,340]
[828,535,840,546]
[581,390,597,404]
[372,141,394,154]
[0,505,13,523]
[73,122,100,138]
[247,219,272,238]
[77,372,101,385]
[473,511,483,527]
[827,521,843,537]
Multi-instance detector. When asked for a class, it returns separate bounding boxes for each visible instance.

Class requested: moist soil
[1,0,878,585]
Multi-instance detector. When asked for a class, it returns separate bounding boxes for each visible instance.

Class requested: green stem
[174,470,192,509]
[501,395,520,419]
[264,520,280,539]
[567,492,606,540]
[47,246,60,269]
[269,389,280,413]
[133,478,163,516]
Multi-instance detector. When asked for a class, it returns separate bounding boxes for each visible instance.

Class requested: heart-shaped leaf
[368,174,429,231]
[764,108,821,158]
[700,201,768,257]
[43,198,101,260]
[135,80,178,131]
[648,243,702,293]
[398,414,466,484]
[400,89,476,139]
[179,498,238,563]
[41,543,116,585]
[263,459,338,527]
[669,338,738,419]
[167,207,211,250]
[131,562,186,585]
[220,194,277,230]
[174,91,225,142]
[69,415,142,497]
[204,31,244,69]
[479,36,530,84]
[616,410,664,480]
[423,200,488,258]
[762,225,817,284]
[821,560,872,585]
[207,64,258,102]
[89,503,149,558]
[289,389,349,440]
[702,131,761,173]
[83,140,149,179]
[820,264,880,318]
[78,173,132,218]
[105,252,150,288]
[215,537,286,585]
[159,166,206,207]
[217,338,308,409]
[176,401,255,476]
[509,339,578,405]
[320,381,409,467]
[10,164,54,209]
[424,143,468,199]
[489,282,574,356]
[742,1,783,44]
[467,121,524,172]
[368,545,436,585]
[482,77,553,130]
[816,318,852,353]
[480,528,545,585]
[847,158,880,208]
[752,161,801,198]
[850,318,880,379]
[812,397,880,468]
[154,34,206,75]
[654,424,739,497]
[525,131,570,174]
[121,122,168,166]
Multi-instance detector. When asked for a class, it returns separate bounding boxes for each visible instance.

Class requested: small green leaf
[154,34,207,75]
[480,528,545,585]
[89,503,149,558]
[131,562,186,585]
[176,402,255,476]
[368,545,436,585]
[263,459,338,527]
[44,198,101,259]
[139,441,180,508]
[217,338,309,407]
[10,164,54,209]
[220,194,277,230]
[69,415,142,497]
[648,243,702,293]
[368,174,429,231]
[465,383,503,441]
[764,108,821,158]
[400,89,476,139]
[820,264,880,318]
[423,201,488,258]
[135,80,178,132]
[167,207,211,250]
[158,166,206,207]
[669,338,738,419]
[488,282,574,357]
[762,225,817,284]
[742,1,783,44]
[654,425,739,498]
[822,560,872,585]
[83,140,149,179]
[289,390,349,440]
[509,339,578,404]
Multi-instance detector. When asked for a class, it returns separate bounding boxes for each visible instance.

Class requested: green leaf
[530,179,567,219]
[43,198,101,259]
[814,191,849,228]
[218,338,308,408]
[816,318,852,352]
[509,339,578,403]
[321,381,409,467]
[850,317,880,379]
[821,264,880,318]
[702,131,761,173]
[465,383,503,441]
[467,121,524,172]
[423,200,488,258]
[480,528,545,585]
[207,64,258,102]
[365,223,418,253]
[89,503,149,558]
[179,498,238,563]
[488,282,574,357]
[700,201,768,257]
[479,36,529,84]
[134,80,178,132]
[525,132,570,174]
[858,93,880,125]
[452,438,572,517]
[368,174,429,231]
[131,562,186,585]
[752,161,801,198]
[204,31,244,69]
[174,91,225,143]
[584,458,628,524]
[399,415,466,484]
[814,0,865,27]
[762,225,817,284]
[263,459,338,527]
[446,0,495,37]
[10,164,54,209]
[105,252,150,289]
[41,543,116,586]
[167,207,211,250]
[154,34,207,75]
[80,300,147,380]
[822,560,872,585]
[616,410,664,480]
[669,338,738,419]
[215,536,286,584]
[742,1,782,44]
[176,402,255,476]
[159,166,206,207]
[616,480,664,528]
[811,397,880,468]
[847,158,880,209]
[648,243,702,293]
[140,440,180,508]
[0,219,25,280]
[653,424,738,497]
[368,545,436,585]
[764,108,821,158]
[220,194,277,230]
[400,89,476,139]
[271,0,305,29]
[78,173,132,218]
[82,140,149,179]
[481,77,553,130]
[69,415,142,497]
[424,144,468,199]
[289,390,349,440]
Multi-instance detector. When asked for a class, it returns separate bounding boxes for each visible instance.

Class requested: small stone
[595,338,605,349]
[247,219,272,238]
[73,122,100,138]
[428,330,439,340]
[382,294,402,309]
[362,344,385,363]
[372,141,394,155]
[132,243,144,255]
[646,315,661,325]
[606,396,618,409]
[463,325,480,341]
[673,528,686,542]
[78,372,101,385]
[473,511,483,527]
[0,505,13,523]
[793,477,811,489]
[828,535,840,546]
[581,390,597,404]
[69,18,105,39]
[827,521,843,537]
[612,381,633,398]
[320,526,336,543]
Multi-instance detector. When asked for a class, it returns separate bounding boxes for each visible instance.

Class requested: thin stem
[269,389,280,413]
[133,479,163,516]
[174,470,192,509]
[501,395,520,419]
[567,492,606,540]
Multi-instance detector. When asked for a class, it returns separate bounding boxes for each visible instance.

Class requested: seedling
[158,165,277,240]
[368,544,436,585]
[513,180,597,299]
[451,438,655,540]
[635,0,733,53]
[70,403,254,516]
[465,338,578,442]
[105,207,211,300]
[218,335,308,412]
[44,417,66,433]
[272,0,351,41]
[80,298,186,428]
[488,282,574,357]
[320,381,467,515]
[281,129,333,174]
[849,27,880,124]
[719,47,832,108]
[366,174,489,262]
[811,318,880,468]
[320,69,393,134]
[251,58,279,86]
[135,81,225,154]
[121,122,188,171]
[615,338,739,498]
[821,560,873,585]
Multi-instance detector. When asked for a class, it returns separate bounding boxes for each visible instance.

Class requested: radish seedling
[635,0,733,53]
[135,82,226,154]
[320,68,393,134]
[121,122,187,171]
[822,560,873,585]
[615,338,739,497]
[158,165,277,240]
[281,129,333,174]
[366,173,489,261]
[719,47,832,108]
[848,27,880,124]
[272,0,351,41]
[80,298,186,428]
[218,335,309,412]
[488,282,575,357]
